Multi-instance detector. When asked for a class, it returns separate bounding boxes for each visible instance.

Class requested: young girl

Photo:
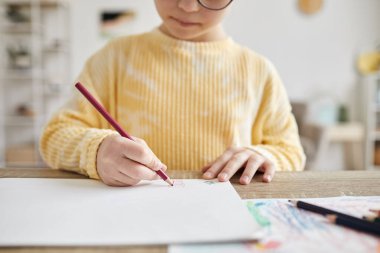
[40,0,305,187]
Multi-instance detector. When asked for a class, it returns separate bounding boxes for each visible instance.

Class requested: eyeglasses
[197,0,234,11]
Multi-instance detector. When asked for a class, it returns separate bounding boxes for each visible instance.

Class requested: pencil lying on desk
[75,82,174,186]
[289,200,380,237]
[327,215,380,237]
[288,200,360,220]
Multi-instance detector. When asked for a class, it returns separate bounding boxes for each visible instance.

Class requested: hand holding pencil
[96,134,170,186]
[75,82,173,187]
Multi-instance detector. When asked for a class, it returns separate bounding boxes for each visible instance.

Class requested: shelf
[0,69,44,81]
[43,48,69,54]
[4,0,66,8]
[0,76,45,81]
[371,131,380,141]
[4,116,36,126]
[42,40,70,54]
[4,114,48,126]
[0,24,43,34]
[0,0,71,168]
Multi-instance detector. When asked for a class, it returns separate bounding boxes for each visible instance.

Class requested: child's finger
[106,179,125,187]
[217,151,252,182]
[101,177,122,187]
[114,172,141,186]
[261,161,275,183]
[160,163,168,172]
[100,174,131,187]
[202,150,235,179]
[201,163,212,173]
[120,139,164,172]
[132,137,148,146]
[118,158,159,181]
[239,156,262,185]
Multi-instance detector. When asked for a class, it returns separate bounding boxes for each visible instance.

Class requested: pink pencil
[75,82,174,186]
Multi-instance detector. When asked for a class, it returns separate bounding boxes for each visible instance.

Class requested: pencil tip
[288,199,297,205]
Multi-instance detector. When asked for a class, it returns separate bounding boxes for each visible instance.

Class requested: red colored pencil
[75,82,173,186]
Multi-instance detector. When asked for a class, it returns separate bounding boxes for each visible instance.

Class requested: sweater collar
[148,27,234,52]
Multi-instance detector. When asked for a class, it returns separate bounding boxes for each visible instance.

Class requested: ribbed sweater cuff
[82,129,119,179]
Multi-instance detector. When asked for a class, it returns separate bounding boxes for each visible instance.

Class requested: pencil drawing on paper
[173,180,185,187]
[204,181,216,185]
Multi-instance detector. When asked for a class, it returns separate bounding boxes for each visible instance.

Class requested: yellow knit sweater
[40,28,305,179]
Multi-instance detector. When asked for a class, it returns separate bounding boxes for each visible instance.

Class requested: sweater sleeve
[248,60,306,171]
[39,43,119,179]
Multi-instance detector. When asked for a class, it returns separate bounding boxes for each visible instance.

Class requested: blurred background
[0,0,379,171]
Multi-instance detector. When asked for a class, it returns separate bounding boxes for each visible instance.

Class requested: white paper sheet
[169,196,380,253]
[0,178,261,246]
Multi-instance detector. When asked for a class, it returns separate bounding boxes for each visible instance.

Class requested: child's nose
[177,0,200,12]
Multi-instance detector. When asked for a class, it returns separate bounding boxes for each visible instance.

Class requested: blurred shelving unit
[0,0,71,167]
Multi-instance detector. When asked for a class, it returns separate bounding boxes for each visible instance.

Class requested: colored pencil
[327,215,380,237]
[288,200,362,221]
[75,82,174,186]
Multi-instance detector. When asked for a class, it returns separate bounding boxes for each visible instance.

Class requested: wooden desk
[1,168,380,253]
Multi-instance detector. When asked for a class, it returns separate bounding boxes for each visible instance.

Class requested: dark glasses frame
[197,0,234,11]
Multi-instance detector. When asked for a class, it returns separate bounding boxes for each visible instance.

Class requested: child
[40,0,305,187]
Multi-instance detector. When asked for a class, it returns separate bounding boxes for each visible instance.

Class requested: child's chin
[166,27,205,41]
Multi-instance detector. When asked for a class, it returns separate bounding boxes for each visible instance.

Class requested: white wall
[69,0,161,80]
[224,0,380,103]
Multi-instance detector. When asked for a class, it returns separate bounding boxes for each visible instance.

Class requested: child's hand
[202,147,275,185]
[96,135,167,186]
